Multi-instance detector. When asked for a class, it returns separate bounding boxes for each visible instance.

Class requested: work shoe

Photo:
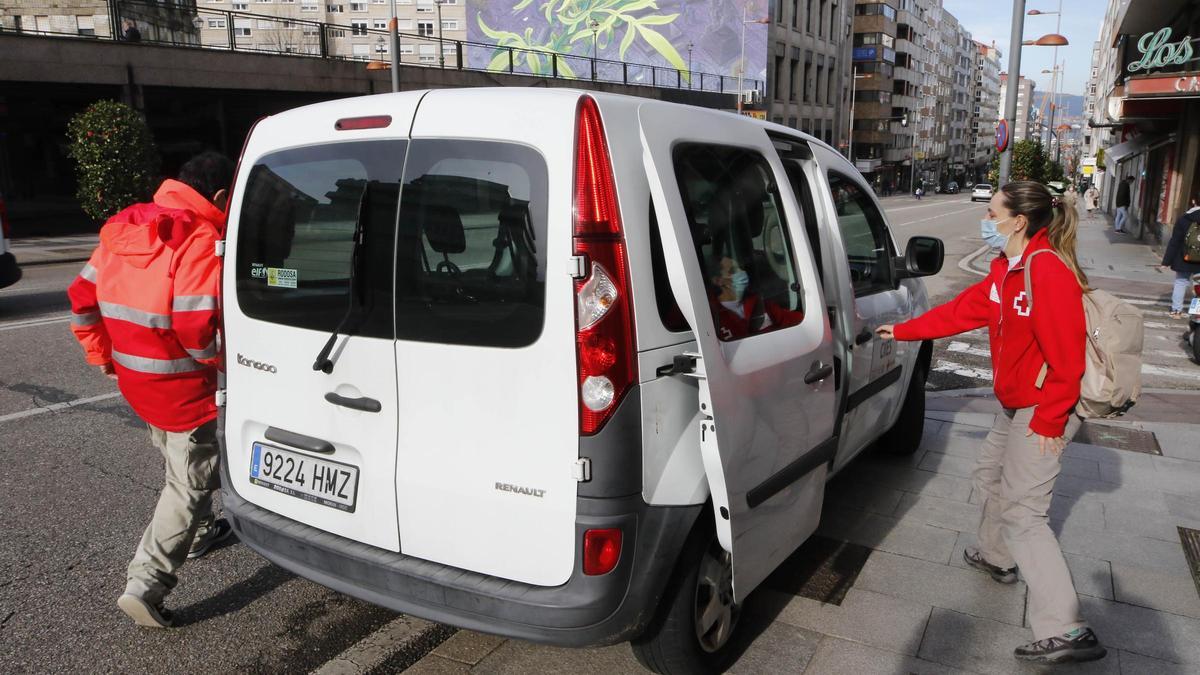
[963,546,1018,584]
[1015,627,1107,664]
[188,518,234,560]
[117,593,174,628]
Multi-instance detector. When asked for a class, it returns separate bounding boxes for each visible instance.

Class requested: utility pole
[998,0,1026,186]
[389,0,399,92]
[435,0,445,68]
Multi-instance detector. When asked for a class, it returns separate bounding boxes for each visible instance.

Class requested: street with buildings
[1,0,1200,674]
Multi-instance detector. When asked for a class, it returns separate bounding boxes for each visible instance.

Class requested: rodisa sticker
[266,267,298,289]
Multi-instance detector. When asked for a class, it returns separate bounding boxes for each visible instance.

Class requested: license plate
[1190,298,1200,316]
[250,443,359,512]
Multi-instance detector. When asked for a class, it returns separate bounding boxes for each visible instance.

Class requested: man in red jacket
[68,152,234,628]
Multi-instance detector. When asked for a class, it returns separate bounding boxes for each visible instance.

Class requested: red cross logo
[1013,291,1031,317]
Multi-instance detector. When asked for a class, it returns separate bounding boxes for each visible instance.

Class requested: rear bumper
[0,252,20,289]
[219,438,701,647]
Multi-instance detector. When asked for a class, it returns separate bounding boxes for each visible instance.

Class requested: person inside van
[708,256,802,340]
[877,182,1107,665]
[68,151,235,629]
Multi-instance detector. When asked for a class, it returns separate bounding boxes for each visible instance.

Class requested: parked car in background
[971,183,994,202]
[945,181,960,194]
[0,191,21,289]
[1046,181,1068,195]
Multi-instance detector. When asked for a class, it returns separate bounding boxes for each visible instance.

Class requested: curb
[957,244,991,277]
[18,256,91,268]
[312,616,455,675]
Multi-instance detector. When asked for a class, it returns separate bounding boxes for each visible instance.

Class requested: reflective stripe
[79,263,97,283]
[184,340,219,360]
[99,301,172,329]
[112,350,205,374]
[70,311,102,327]
[172,295,218,312]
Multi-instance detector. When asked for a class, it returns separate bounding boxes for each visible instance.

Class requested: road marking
[883,199,971,214]
[932,359,993,380]
[894,205,984,228]
[947,341,992,358]
[313,615,450,675]
[0,391,123,424]
[0,314,71,331]
[1140,364,1200,381]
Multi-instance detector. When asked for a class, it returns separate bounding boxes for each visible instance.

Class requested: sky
[942,0,1105,99]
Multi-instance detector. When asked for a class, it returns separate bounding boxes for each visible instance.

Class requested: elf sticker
[266,267,298,289]
[250,263,266,279]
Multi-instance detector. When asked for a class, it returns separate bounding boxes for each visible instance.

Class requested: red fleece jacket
[894,230,1086,437]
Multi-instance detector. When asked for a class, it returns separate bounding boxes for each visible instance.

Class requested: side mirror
[895,236,944,280]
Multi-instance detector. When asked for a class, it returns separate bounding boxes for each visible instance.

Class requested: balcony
[894,66,919,83]
[885,147,914,164]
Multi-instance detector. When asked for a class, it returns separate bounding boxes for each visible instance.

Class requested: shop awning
[1115,0,1192,44]
[1104,133,1168,169]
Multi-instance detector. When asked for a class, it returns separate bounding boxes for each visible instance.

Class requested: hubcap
[693,539,739,653]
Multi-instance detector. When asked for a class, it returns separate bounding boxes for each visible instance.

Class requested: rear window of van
[235,139,548,348]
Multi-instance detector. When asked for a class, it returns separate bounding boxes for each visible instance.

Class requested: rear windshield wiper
[313,183,372,374]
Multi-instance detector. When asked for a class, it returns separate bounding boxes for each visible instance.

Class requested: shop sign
[740,110,767,120]
[853,46,877,61]
[1127,27,1194,74]
[1126,74,1200,96]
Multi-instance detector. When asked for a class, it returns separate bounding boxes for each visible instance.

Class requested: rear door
[640,105,837,601]
[224,99,414,552]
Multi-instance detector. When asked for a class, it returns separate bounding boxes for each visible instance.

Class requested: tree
[66,100,161,222]
[1009,139,1048,183]
[1044,158,1065,184]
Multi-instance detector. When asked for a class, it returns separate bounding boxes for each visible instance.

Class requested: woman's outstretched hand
[876,324,896,340]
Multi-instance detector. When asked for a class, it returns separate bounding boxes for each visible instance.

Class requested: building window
[303,24,319,36]
[77,15,95,36]
[417,21,434,36]
[372,19,387,29]
[441,20,458,31]
[256,20,273,29]
[255,0,271,3]
[352,43,370,58]
[400,44,414,54]
[301,0,318,10]
[208,18,227,28]
[232,1,248,8]
[351,2,367,11]
[327,4,343,12]
[351,20,368,35]
[398,19,413,30]
[234,19,251,36]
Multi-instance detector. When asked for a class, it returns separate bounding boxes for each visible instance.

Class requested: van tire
[879,362,926,456]
[630,519,739,675]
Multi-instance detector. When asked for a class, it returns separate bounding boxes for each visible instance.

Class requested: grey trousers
[125,419,220,605]
[974,407,1086,640]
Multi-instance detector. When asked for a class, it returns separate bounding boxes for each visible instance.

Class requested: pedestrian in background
[1085,185,1099,215]
[67,151,234,628]
[122,19,141,43]
[1114,176,1133,233]
[877,182,1107,665]
[1161,189,1200,319]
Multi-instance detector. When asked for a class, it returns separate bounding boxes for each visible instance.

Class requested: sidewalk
[8,234,98,267]
[398,391,1200,674]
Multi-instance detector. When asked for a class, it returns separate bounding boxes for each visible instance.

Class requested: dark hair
[178,151,234,201]
[998,181,1088,288]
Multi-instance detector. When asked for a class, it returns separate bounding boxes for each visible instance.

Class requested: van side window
[672,143,805,342]
[649,202,688,332]
[827,173,894,296]
[394,139,549,348]
[235,141,404,339]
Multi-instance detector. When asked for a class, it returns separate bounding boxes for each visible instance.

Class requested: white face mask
[980,216,1015,249]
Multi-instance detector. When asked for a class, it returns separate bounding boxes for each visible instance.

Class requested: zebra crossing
[926,290,1200,390]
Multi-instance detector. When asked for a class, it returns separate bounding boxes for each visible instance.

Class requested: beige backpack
[1025,249,1144,418]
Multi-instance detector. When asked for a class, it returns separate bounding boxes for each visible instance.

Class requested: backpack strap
[1023,248,1063,390]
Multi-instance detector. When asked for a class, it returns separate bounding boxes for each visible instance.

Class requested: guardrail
[2,0,763,97]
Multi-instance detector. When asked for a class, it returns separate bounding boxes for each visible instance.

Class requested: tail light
[583,528,622,575]
[573,96,636,436]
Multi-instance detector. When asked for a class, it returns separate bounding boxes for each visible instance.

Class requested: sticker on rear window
[250,263,266,279]
[267,267,298,289]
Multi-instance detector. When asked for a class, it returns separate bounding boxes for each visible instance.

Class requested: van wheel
[879,362,926,456]
[631,522,740,675]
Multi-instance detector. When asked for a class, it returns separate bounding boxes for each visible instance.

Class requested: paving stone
[431,631,507,666]
[1057,523,1190,573]
[918,451,979,479]
[725,619,823,675]
[854,551,1027,626]
[949,532,1115,601]
[1065,441,1159,469]
[1111,562,1200,620]
[1081,595,1200,666]
[895,493,981,533]
[468,639,641,675]
[1103,501,1200,543]
[1118,650,1195,674]
[1137,423,1200,462]
[817,508,958,564]
[824,479,905,517]
[926,411,998,429]
[924,426,988,459]
[1097,462,1198,500]
[919,608,1120,675]
[403,655,472,674]
[840,463,974,502]
[1165,493,1200,523]
[804,635,970,675]
[759,587,932,656]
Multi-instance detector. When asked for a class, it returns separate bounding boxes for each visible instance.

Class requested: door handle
[855,329,873,346]
[324,392,382,413]
[804,361,834,384]
[265,426,335,455]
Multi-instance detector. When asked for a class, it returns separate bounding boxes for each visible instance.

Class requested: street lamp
[1041,65,1062,149]
[687,42,694,89]
[737,6,769,114]
[847,67,869,160]
[435,0,448,68]
[997,0,1069,186]
[389,0,399,91]
[590,18,599,80]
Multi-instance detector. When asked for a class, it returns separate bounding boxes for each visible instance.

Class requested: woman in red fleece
[879,182,1106,665]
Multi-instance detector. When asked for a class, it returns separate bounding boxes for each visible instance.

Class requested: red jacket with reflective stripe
[68,180,224,432]
[893,230,1086,438]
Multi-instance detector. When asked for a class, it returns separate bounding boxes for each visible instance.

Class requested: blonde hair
[999,181,1089,289]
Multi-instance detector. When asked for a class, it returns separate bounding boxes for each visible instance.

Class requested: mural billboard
[467,1,767,87]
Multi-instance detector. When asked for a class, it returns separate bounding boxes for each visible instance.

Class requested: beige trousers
[125,419,220,605]
[974,407,1086,640]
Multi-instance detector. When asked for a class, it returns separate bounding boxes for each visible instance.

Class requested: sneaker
[117,593,174,628]
[963,546,1018,584]
[1168,311,1183,320]
[1015,627,1107,664]
[188,518,234,559]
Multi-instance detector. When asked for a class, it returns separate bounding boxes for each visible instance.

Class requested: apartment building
[970,40,1001,181]
[999,73,1036,142]
[768,0,853,148]
[0,0,196,43]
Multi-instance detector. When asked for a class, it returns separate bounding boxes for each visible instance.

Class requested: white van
[219,88,942,673]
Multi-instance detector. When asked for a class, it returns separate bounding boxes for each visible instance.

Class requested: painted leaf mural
[468,0,767,85]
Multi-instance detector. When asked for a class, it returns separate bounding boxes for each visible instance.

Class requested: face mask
[980,217,1013,249]
[730,269,750,302]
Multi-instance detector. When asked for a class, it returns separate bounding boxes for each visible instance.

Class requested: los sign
[1128,27,1194,74]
